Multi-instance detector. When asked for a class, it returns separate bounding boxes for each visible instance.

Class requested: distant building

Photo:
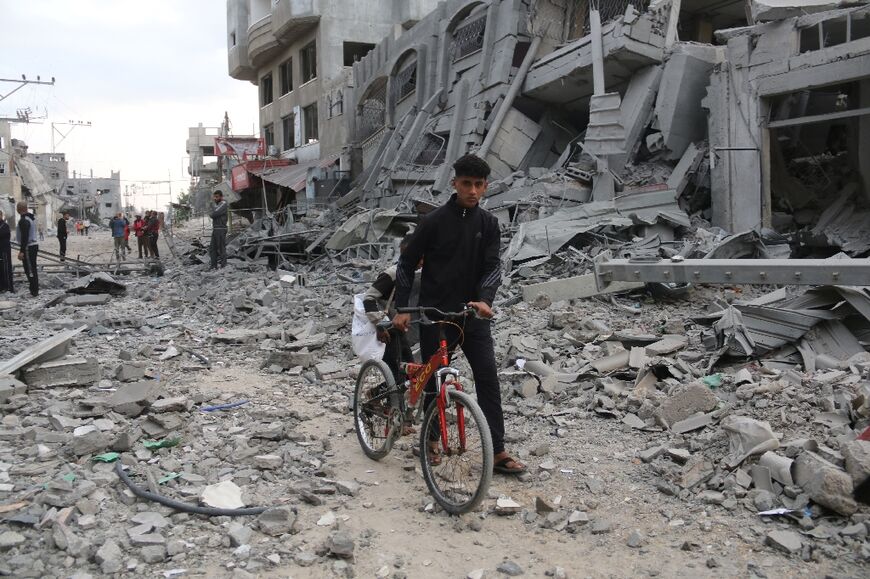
[28,152,69,193]
[226,0,440,173]
[62,170,123,223]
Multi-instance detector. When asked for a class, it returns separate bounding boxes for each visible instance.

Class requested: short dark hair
[453,154,490,179]
[214,191,222,196]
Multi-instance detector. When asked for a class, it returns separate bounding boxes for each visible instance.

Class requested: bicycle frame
[399,323,468,453]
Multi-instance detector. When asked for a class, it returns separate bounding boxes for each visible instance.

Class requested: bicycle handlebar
[395,306,474,318]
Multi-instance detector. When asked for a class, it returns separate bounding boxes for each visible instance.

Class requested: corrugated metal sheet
[249,160,318,192]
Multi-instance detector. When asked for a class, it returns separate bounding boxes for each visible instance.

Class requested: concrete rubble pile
[1,1,869,577]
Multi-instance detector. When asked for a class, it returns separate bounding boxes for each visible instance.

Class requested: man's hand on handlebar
[467,301,493,319]
[392,313,412,332]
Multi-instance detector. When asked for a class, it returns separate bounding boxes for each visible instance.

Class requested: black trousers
[22,245,39,296]
[149,234,160,258]
[420,317,505,454]
[383,328,413,382]
[138,236,148,258]
[58,235,67,258]
[209,228,227,268]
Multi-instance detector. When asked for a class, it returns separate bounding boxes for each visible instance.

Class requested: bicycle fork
[435,337,466,454]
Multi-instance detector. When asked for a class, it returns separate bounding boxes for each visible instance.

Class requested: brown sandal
[427,441,442,466]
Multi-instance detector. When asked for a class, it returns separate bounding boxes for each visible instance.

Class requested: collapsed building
[332,0,870,256]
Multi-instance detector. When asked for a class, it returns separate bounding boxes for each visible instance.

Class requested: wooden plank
[522,273,643,302]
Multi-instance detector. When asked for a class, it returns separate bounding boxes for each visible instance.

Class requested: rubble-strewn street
[3,0,870,577]
[0,220,867,578]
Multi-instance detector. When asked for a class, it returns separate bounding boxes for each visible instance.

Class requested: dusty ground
[1,221,866,579]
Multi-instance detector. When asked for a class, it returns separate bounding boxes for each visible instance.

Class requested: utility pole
[52,120,92,153]
[0,75,55,103]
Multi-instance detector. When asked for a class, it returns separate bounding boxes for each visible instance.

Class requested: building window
[263,124,275,149]
[260,73,274,106]
[303,103,318,143]
[327,90,344,119]
[279,58,293,95]
[343,42,375,66]
[0,162,5,175]
[51,171,60,179]
[281,114,295,151]
[451,14,487,62]
[301,41,317,83]
[230,32,236,46]
[393,61,417,103]
[105,202,113,208]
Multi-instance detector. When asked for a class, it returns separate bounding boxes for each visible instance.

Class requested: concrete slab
[65,294,112,307]
[0,327,87,376]
[21,357,102,388]
[522,273,643,302]
[0,375,27,403]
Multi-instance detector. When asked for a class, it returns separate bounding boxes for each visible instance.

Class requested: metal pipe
[477,36,543,158]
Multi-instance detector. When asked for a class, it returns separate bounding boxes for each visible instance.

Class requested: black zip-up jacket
[57,217,67,239]
[395,194,501,312]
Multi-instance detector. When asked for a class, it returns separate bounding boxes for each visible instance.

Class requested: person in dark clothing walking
[15,201,39,297]
[209,191,228,269]
[56,212,69,261]
[0,211,13,293]
[392,154,525,475]
[146,211,160,259]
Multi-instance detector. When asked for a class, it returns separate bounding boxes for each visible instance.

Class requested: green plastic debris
[143,437,181,450]
[92,452,120,463]
[702,373,723,388]
[61,473,77,483]
[158,472,181,485]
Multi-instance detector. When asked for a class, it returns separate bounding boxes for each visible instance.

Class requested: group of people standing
[0,202,41,297]
[109,212,161,260]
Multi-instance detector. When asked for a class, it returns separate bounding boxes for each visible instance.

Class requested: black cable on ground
[114,462,269,516]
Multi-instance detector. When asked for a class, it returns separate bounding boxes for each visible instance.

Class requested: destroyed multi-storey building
[323,0,869,259]
[225,0,442,208]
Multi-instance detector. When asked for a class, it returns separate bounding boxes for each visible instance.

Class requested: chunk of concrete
[655,383,718,428]
[0,326,86,376]
[107,380,164,417]
[765,529,802,554]
[793,451,857,516]
[0,375,27,403]
[523,273,643,303]
[21,357,101,387]
[841,440,870,487]
[749,0,860,22]
[115,363,146,382]
[65,294,111,307]
[654,43,721,159]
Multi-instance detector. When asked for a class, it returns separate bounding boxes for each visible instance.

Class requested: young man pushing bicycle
[392,154,526,475]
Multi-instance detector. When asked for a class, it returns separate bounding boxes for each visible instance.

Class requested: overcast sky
[2,0,258,210]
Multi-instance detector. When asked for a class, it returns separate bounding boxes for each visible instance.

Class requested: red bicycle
[352,306,494,514]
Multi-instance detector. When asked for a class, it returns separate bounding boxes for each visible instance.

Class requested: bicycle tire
[353,358,399,460]
[419,389,493,515]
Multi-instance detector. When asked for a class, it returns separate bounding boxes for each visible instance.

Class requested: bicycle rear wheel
[419,389,493,515]
[353,358,399,460]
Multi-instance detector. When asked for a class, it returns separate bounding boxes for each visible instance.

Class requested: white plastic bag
[351,293,386,362]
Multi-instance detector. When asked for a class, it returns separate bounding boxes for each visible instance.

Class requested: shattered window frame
[357,79,387,143]
[281,113,295,151]
[301,41,317,84]
[279,57,293,95]
[393,60,417,103]
[450,14,487,62]
[303,102,319,143]
[260,73,274,106]
[263,123,275,149]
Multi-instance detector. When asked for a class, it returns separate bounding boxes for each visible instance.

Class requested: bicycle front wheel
[419,389,493,515]
[353,358,399,460]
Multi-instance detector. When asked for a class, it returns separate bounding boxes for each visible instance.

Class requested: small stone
[166,540,186,556]
[530,443,550,457]
[317,511,337,526]
[591,519,612,534]
[496,560,524,576]
[626,530,645,548]
[77,514,98,530]
[327,531,355,559]
[140,545,166,564]
[228,523,252,547]
[535,496,555,514]
[0,531,26,549]
[201,480,245,509]
[538,459,556,471]
[567,511,589,525]
[253,454,283,470]
[257,507,296,536]
[334,480,360,496]
[95,539,124,574]
[765,530,802,554]
[495,496,522,515]
[130,511,170,529]
[467,569,486,579]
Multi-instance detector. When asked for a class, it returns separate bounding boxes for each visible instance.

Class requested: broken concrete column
[21,357,101,387]
[793,451,857,516]
[654,43,722,160]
